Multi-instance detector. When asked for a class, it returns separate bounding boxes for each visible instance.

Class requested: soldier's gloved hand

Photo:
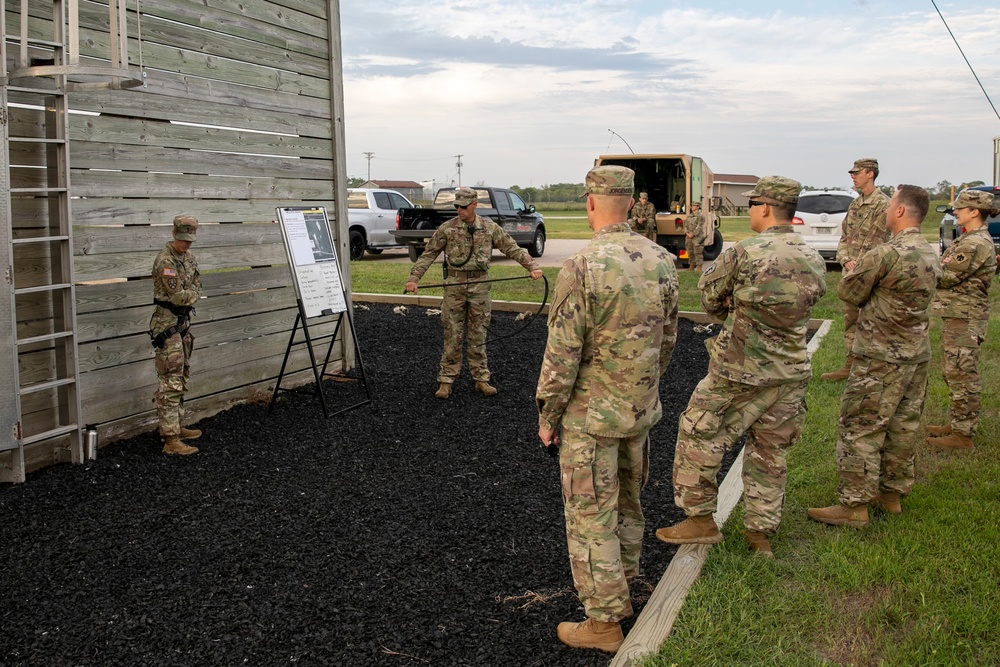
[174,289,200,306]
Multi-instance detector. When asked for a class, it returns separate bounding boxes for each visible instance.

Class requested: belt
[449,269,487,278]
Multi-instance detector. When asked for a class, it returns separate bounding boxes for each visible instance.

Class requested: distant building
[713,173,759,215]
[360,180,424,202]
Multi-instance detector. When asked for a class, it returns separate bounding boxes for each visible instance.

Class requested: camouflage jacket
[933,226,996,322]
[629,201,657,238]
[150,242,202,337]
[536,222,679,436]
[408,214,538,282]
[700,225,826,386]
[683,211,706,242]
[839,227,941,363]
[836,188,890,266]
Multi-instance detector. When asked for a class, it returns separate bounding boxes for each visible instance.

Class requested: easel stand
[268,299,372,418]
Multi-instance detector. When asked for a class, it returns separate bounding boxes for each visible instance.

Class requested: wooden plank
[74,221,284,256]
[73,242,290,281]
[67,199,335,227]
[67,142,334,181]
[68,170,335,201]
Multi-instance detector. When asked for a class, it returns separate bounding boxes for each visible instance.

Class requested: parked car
[347,188,415,261]
[937,185,1000,254]
[791,189,858,261]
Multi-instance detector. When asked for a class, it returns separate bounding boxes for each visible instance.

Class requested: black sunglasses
[748,200,769,208]
[454,203,471,210]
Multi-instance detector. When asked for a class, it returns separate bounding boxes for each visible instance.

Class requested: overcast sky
[340,1,1000,192]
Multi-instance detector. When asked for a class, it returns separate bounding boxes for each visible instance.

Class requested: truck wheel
[408,245,423,262]
[702,230,724,261]
[528,228,546,257]
[349,230,365,261]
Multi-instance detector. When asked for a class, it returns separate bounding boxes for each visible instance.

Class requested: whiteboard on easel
[276,207,348,318]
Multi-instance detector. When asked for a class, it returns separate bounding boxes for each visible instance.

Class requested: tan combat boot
[556,618,624,653]
[179,426,202,440]
[871,491,902,515]
[925,424,952,436]
[434,383,451,399]
[162,436,198,456]
[807,504,868,528]
[820,359,852,381]
[928,433,974,450]
[744,530,774,558]
[474,381,498,397]
[655,514,723,544]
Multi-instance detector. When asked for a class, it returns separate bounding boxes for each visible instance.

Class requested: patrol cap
[639,191,648,198]
[849,158,878,174]
[583,165,635,197]
[741,175,801,205]
[453,187,478,206]
[953,189,995,211]
[691,201,701,208]
[172,215,198,242]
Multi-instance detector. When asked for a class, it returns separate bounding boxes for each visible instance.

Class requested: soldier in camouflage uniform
[536,165,678,653]
[405,187,542,399]
[683,201,707,270]
[809,185,941,527]
[656,176,826,558]
[150,215,203,455]
[628,191,658,242]
[822,158,891,381]
[926,189,998,450]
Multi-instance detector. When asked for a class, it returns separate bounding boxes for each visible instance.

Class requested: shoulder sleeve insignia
[954,253,968,264]
[162,267,178,277]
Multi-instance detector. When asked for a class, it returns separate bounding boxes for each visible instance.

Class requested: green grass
[350,255,999,666]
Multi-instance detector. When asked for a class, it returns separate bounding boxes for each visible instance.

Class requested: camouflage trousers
[940,317,986,437]
[685,238,704,269]
[438,276,491,383]
[560,428,650,623]
[836,356,928,506]
[154,331,193,437]
[673,373,808,535]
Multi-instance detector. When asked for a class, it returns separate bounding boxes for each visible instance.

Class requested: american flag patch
[162,267,177,277]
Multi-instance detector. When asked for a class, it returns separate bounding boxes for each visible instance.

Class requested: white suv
[791,189,858,262]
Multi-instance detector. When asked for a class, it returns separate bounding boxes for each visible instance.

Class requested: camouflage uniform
[683,209,706,269]
[673,191,826,536]
[835,227,940,506]
[150,221,202,438]
[835,187,891,358]
[408,213,538,384]
[536,212,678,623]
[933,220,996,437]
[629,198,658,242]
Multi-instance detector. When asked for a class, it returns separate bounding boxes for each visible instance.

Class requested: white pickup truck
[347,188,415,260]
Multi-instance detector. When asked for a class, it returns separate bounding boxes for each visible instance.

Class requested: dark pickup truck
[390,186,546,261]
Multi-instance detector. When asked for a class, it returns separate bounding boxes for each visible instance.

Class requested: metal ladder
[1,8,86,482]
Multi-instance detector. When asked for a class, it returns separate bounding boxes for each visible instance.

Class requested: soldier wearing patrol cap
[405,187,542,398]
[926,189,999,450]
[683,201,707,271]
[537,164,678,653]
[149,215,203,455]
[809,185,941,527]
[628,191,657,242]
[656,176,826,558]
[822,158,891,381]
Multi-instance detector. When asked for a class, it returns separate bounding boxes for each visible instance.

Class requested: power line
[931,0,1000,122]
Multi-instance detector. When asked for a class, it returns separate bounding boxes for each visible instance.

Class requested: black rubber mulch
[0,302,736,667]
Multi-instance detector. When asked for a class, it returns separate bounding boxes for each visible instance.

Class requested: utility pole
[363,152,375,181]
[455,154,463,186]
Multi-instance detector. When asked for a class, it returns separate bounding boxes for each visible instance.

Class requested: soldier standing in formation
[822,158,891,381]
[809,185,941,527]
[926,190,998,450]
[628,191,658,242]
[150,215,203,456]
[405,187,542,399]
[656,176,826,558]
[683,201,707,271]
[535,165,678,654]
